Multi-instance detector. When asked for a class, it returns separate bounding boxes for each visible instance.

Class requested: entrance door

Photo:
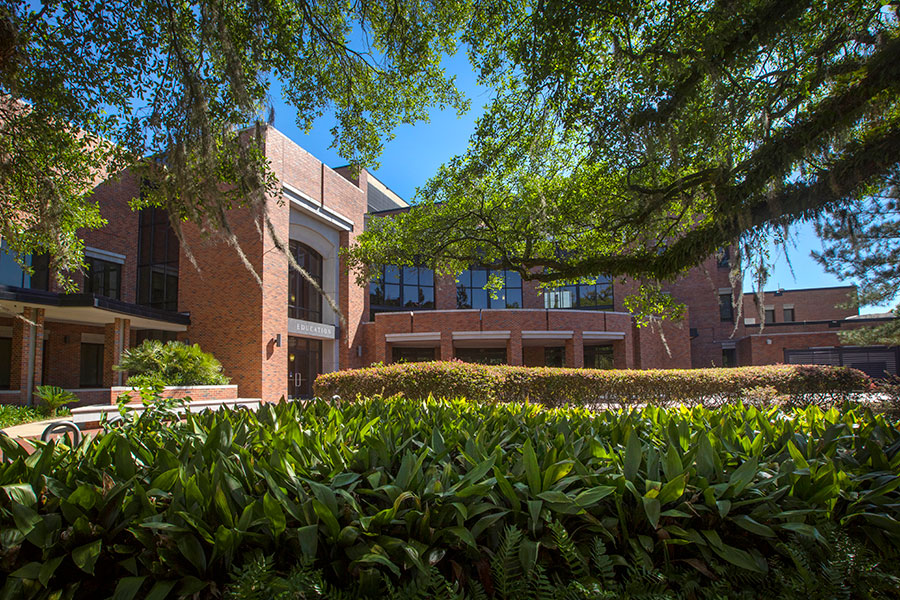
[288,337,322,399]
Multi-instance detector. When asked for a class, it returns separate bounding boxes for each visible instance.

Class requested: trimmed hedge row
[313,361,871,407]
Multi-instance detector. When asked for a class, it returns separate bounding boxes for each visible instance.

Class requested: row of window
[391,344,614,368]
[368,265,612,321]
[719,294,796,323]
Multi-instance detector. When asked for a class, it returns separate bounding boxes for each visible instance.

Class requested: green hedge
[0,398,898,598]
[314,362,870,407]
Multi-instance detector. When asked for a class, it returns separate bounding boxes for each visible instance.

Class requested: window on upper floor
[0,241,50,290]
[719,293,734,322]
[136,207,179,311]
[544,276,613,310]
[289,241,324,323]
[84,256,121,299]
[456,268,522,309]
[783,306,795,322]
[370,265,434,320]
[716,247,731,269]
[765,307,776,324]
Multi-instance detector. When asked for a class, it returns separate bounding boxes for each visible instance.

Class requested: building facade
[0,127,893,406]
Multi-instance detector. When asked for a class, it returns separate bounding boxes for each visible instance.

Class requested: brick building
[0,127,894,405]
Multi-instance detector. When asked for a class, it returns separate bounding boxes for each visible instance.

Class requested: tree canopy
[349,0,900,302]
[0,0,473,285]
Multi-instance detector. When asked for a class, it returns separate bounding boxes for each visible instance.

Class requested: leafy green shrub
[0,405,47,428]
[33,385,77,417]
[314,361,870,408]
[114,340,230,387]
[0,397,898,598]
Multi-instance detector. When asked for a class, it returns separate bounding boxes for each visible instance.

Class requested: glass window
[722,348,737,367]
[457,267,523,309]
[80,343,104,387]
[84,257,121,299]
[0,337,11,389]
[544,346,565,367]
[391,346,436,363]
[136,207,179,310]
[719,294,734,322]
[544,276,613,310]
[289,242,324,323]
[584,345,614,369]
[0,242,49,290]
[370,265,435,320]
[716,247,730,269]
[783,307,795,322]
[455,347,507,365]
[765,308,776,324]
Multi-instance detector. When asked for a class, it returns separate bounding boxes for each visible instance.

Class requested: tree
[348,0,900,302]
[0,0,474,285]
[813,171,900,344]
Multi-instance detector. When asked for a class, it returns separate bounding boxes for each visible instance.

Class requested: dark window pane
[544,346,564,367]
[457,270,471,287]
[384,283,401,303]
[455,347,507,365]
[0,337,10,388]
[384,265,400,284]
[392,346,436,363]
[456,286,471,309]
[471,288,488,309]
[506,288,522,308]
[506,271,522,288]
[719,294,734,322]
[471,269,487,288]
[584,345,614,369]
[80,343,104,387]
[419,268,433,287]
[402,266,418,284]
[784,308,795,322]
[30,254,50,291]
[403,285,420,307]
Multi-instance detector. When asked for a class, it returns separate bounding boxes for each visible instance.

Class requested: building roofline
[743,284,857,296]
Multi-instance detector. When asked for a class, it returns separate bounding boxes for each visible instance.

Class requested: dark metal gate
[784,346,900,378]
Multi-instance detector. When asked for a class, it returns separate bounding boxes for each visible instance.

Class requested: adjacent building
[0,127,894,405]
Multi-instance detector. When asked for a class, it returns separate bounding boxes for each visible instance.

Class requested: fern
[549,521,588,580]
[590,538,616,587]
[492,526,525,598]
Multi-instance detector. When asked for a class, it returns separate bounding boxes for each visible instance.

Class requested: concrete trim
[582,331,626,341]
[452,330,511,341]
[283,183,354,231]
[385,332,441,343]
[521,330,574,340]
[85,246,126,264]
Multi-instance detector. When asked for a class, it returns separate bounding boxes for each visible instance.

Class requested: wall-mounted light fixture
[275,333,282,347]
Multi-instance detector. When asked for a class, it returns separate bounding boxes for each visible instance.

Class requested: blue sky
[267,55,892,315]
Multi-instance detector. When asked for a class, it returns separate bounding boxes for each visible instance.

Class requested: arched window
[289,241,323,323]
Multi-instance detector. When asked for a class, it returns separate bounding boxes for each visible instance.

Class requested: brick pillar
[565,331,584,368]
[507,331,523,366]
[103,318,130,387]
[613,338,629,369]
[10,308,44,404]
[440,331,453,361]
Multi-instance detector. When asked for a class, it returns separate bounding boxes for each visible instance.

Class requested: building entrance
[288,336,322,399]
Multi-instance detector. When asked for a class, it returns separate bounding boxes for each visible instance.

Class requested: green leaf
[263,492,286,537]
[297,524,319,558]
[732,515,776,538]
[112,576,148,600]
[38,556,64,587]
[72,539,102,575]
[657,474,686,505]
[574,486,615,508]
[176,535,207,574]
[145,580,177,600]
[642,496,661,529]
[522,438,541,495]
[624,432,642,482]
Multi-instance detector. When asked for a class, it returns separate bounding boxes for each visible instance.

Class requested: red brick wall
[663,257,741,367]
[111,384,239,404]
[742,286,857,324]
[65,173,140,300]
[43,323,107,389]
[632,314,693,369]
